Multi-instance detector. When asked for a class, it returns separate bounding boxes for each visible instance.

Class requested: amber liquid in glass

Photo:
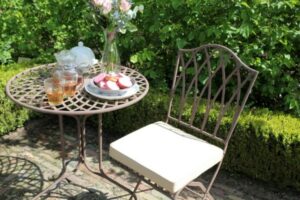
[46,90,64,105]
[77,76,83,87]
[64,81,77,97]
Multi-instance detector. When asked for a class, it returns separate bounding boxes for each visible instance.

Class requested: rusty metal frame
[5,63,149,199]
[127,44,258,200]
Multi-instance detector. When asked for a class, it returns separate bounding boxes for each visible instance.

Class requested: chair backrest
[166,44,258,149]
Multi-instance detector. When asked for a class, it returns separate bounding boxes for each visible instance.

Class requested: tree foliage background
[0,0,299,114]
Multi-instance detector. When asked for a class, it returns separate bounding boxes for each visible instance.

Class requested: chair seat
[109,121,224,193]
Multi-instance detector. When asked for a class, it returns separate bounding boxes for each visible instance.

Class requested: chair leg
[205,161,223,196]
[187,162,223,200]
[172,188,184,200]
[129,178,142,200]
[187,181,214,200]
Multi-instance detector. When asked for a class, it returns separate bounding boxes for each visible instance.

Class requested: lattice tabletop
[6,63,149,116]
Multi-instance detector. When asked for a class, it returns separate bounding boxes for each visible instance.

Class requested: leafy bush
[0,0,98,63]
[0,63,33,135]
[0,0,299,114]
[127,0,300,113]
[105,91,300,191]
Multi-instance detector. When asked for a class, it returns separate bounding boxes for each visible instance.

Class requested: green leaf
[289,99,299,110]
[119,28,127,34]
[199,74,208,85]
[171,0,183,9]
[130,55,138,64]
[176,38,187,49]
[241,2,250,8]
[126,23,138,33]
[239,24,250,38]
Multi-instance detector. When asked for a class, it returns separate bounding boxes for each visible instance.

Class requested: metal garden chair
[109,44,258,199]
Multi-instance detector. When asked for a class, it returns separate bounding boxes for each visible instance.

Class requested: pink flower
[102,0,112,14]
[93,0,104,6]
[120,0,131,12]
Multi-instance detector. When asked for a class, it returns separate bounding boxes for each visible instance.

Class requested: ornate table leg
[98,113,103,171]
[73,115,90,171]
[59,115,66,170]
[76,114,137,199]
[32,115,67,200]
[80,114,103,173]
[33,114,137,200]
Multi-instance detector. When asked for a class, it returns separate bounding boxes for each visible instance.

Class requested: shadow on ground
[70,191,108,200]
[38,181,111,200]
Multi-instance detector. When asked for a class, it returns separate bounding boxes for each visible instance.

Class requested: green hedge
[225,109,300,189]
[103,91,300,191]
[0,63,32,135]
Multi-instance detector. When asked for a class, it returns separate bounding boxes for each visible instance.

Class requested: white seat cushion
[109,121,224,193]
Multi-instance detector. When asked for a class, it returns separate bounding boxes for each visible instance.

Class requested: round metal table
[6,63,149,199]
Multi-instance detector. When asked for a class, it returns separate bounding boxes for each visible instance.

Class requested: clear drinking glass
[75,67,84,90]
[54,50,79,97]
[52,67,64,83]
[44,78,64,106]
[63,67,78,97]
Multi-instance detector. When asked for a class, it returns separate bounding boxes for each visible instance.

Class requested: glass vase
[100,28,120,74]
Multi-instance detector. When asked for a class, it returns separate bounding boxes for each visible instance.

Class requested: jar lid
[70,42,95,67]
[54,50,76,67]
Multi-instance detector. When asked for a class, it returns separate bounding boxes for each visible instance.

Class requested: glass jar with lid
[54,50,78,97]
[70,41,96,74]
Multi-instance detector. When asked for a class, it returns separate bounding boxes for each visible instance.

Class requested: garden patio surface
[0,115,299,200]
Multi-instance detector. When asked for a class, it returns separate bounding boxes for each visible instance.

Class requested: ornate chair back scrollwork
[168,44,258,149]
[110,44,258,200]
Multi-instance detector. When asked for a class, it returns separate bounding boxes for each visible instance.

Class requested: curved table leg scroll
[80,114,139,200]
[32,113,139,199]
[32,115,68,200]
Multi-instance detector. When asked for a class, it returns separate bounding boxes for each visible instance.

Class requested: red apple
[117,77,133,89]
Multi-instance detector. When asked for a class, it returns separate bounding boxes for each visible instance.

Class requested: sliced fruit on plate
[104,75,118,82]
[98,81,107,89]
[93,73,134,90]
[94,73,107,84]
[106,80,120,90]
[117,77,133,89]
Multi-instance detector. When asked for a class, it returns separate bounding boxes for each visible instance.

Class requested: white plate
[84,79,139,100]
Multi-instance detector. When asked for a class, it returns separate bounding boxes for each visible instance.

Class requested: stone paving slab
[0,116,299,200]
